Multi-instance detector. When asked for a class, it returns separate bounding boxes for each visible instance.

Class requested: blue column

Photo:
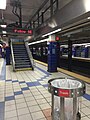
[85,47,88,58]
[6,47,11,65]
[48,42,57,72]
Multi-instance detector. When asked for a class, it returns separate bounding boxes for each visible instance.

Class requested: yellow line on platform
[34,59,90,84]
[34,60,47,66]
[15,68,32,72]
[57,68,90,84]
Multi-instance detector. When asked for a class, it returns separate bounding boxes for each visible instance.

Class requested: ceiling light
[84,0,90,12]
[28,38,49,45]
[87,17,90,19]
[3,35,6,37]
[42,28,61,37]
[2,31,7,34]
[0,25,7,28]
[0,0,7,10]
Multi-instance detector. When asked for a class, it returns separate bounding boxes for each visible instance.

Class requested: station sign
[0,27,33,36]
[14,29,32,35]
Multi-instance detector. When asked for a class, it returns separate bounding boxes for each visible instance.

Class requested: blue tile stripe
[6,79,12,82]
[21,87,29,91]
[19,81,25,84]
[0,102,4,120]
[0,59,6,80]
[5,96,15,101]
[83,94,90,101]
[14,91,22,96]
[26,81,41,87]
[35,66,51,76]
[12,80,18,83]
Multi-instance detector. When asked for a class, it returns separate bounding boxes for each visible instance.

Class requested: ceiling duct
[36,0,90,37]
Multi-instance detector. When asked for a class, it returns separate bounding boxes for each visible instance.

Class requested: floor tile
[18,114,32,120]
[39,103,51,110]
[5,117,18,120]
[82,100,90,107]
[16,102,27,109]
[5,110,17,119]
[5,104,16,111]
[25,96,35,102]
[17,108,29,116]
[29,105,41,113]
[81,107,90,115]
[15,98,25,104]
[34,95,44,99]
[27,100,38,107]
[31,111,45,120]
[5,100,15,106]
[81,116,90,120]
[46,116,52,120]
[15,95,24,100]
[43,108,51,117]
[36,98,47,105]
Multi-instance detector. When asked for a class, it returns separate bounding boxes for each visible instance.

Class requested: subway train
[29,41,90,77]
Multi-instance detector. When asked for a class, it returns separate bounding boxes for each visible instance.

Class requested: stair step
[15,60,30,62]
[14,54,28,56]
[14,57,29,59]
[15,65,32,69]
[15,62,30,65]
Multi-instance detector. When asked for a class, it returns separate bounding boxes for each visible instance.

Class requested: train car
[29,41,90,77]
[29,41,48,63]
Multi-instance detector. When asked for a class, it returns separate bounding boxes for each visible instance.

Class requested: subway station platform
[0,58,90,120]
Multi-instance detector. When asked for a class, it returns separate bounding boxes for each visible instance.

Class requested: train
[29,40,90,77]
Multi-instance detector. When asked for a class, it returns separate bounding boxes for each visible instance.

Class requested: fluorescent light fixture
[28,38,48,45]
[0,25,7,28]
[3,35,6,37]
[2,31,7,34]
[87,17,90,19]
[0,0,7,10]
[42,28,61,37]
[84,0,90,12]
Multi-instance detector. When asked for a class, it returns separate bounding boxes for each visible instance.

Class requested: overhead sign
[14,29,33,35]
[0,27,33,36]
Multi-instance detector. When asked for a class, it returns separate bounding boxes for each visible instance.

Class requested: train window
[38,47,41,56]
[43,47,45,55]
[33,47,36,54]
[88,47,90,58]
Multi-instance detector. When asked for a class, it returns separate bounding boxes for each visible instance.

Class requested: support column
[6,46,11,65]
[48,35,57,72]
[68,38,72,71]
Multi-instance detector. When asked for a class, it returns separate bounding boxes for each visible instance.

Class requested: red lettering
[14,29,32,34]
[59,89,70,97]
[28,30,32,34]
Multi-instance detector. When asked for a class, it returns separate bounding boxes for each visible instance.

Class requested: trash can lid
[48,78,86,98]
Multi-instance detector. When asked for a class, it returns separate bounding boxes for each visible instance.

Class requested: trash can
[48,77,86,120]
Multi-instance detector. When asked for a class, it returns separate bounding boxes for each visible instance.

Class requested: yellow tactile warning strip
[34,60,47,66]
[34,59,90,84]
[15,68,32,72]
[57,68,90,84]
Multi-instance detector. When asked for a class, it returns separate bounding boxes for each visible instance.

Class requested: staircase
[11,41,34,71]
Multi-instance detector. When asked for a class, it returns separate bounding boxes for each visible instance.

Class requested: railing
[11,39,15,71]
[25,41,35,70]
[25,0,58,29]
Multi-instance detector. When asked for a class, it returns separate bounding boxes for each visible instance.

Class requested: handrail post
[50,0,53,17]
[10,39,15,71]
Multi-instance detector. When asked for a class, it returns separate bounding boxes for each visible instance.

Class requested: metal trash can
[48,77,86,120]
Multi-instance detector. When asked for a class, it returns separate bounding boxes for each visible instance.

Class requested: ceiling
[0,0,72,27]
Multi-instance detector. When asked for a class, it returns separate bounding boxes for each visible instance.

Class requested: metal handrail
[11,39,15,71]
[25,41,35,70]
[25,0,58,28]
